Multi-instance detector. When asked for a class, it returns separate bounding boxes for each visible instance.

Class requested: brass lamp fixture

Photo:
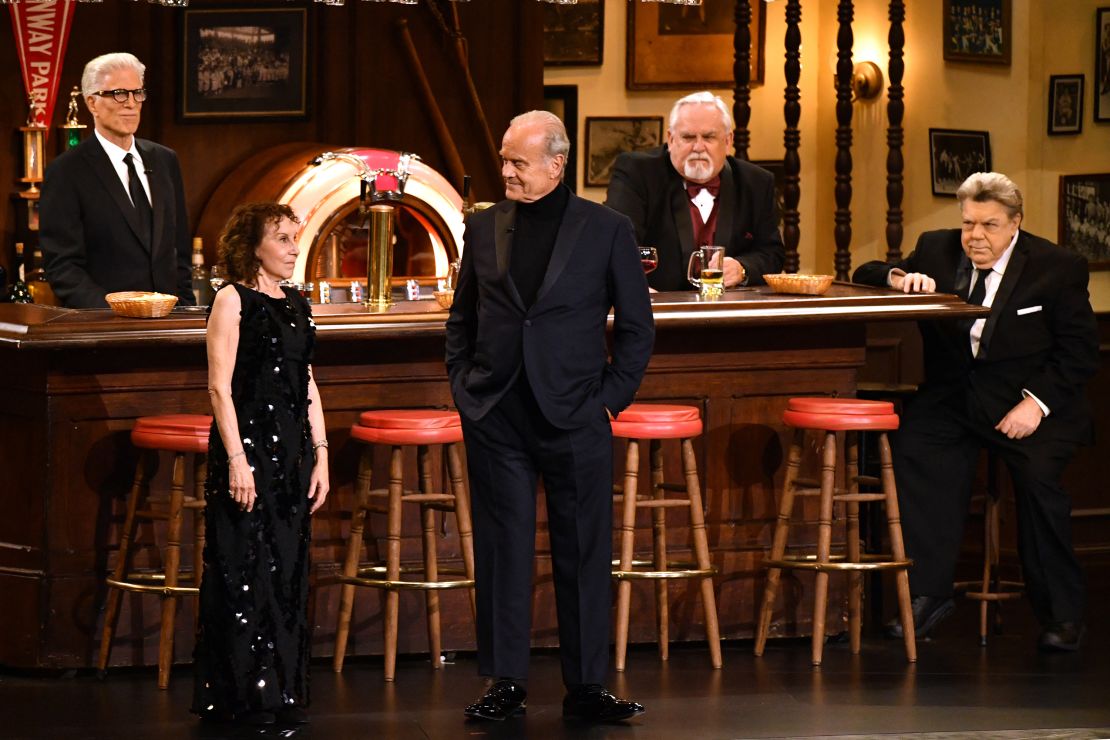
[848,61,884,102]
[20,94,46,200]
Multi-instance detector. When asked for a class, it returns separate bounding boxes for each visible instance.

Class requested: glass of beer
[687,245,725,299]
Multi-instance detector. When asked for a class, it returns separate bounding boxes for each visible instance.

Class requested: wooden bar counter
[0,285,984,670]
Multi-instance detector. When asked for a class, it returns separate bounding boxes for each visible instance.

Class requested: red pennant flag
[9,0,77,136]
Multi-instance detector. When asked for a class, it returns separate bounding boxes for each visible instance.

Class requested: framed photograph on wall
[542,85,579,193]
[1048,75,1084,135]
[627,0,764,89]
[1096,7,1110,122]
[928,128,992,197]
[180,6,308,120]
[543,0,603,67]
[1059,173,1110,269]
[584,117,663,188]
[942,0,1011,66]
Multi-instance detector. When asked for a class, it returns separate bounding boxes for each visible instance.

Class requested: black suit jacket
[40,135,194,308]
[445,193,655,430]
[853,229,1099,442]
[605,146,784,290]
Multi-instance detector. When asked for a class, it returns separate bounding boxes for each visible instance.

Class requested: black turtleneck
[510,182,570,307]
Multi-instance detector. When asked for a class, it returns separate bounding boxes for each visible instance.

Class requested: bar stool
[954,452,1023,645]
[611,403,722,671]
[333,409,476,681]
[754,397,916,665]
[97,413,211,689]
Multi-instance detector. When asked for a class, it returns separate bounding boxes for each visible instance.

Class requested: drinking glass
[687,245,725,299]
[209,265,226,292]
[638,247,658,274]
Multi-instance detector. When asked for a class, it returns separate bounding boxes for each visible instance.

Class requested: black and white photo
[542,0,603,67]
[1048,75,1084,135]
[928,128,992,197]
[1096,7,1110,122]
[1059,173,1110,269]
[584,116,663,188]
[943,0,1011,66]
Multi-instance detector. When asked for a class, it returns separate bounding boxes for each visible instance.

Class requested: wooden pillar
[833,1,855,282]
[885,0,906,263]
[782,0,802,274]
[733,0,753,161]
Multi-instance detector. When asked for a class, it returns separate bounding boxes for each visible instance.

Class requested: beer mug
[687,245,725,299]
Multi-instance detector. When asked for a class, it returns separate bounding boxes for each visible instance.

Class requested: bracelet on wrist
[228,451,246,462]
[312,440,329,450]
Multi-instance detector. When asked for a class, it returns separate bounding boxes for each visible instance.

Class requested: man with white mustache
[606,91,784,291]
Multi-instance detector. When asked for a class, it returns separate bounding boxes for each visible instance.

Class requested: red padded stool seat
[334,408,475,681]
[754,397,916,666]
[609,403,721,671]
[99,414,213,689]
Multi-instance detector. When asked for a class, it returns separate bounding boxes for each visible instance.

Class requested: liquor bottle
[26,248,56,305]
[8,242,33,304]
[190,237,213,306]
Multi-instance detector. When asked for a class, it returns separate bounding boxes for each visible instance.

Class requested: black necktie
[124,152,152,244]
[966,268,992,306]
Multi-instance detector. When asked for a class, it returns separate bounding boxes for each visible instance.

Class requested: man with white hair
[40,52,194,308]
[606,91,784,291]
[447,110,653,723]
[853,172,1099,652]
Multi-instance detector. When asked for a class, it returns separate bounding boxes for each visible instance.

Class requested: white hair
[509,109,571,161]
[668,91,734,133]
[81,53,145,97]
[957,172,1024,218]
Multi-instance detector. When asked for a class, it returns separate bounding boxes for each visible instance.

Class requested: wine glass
[638,246,658,274]
[209,265,226,292]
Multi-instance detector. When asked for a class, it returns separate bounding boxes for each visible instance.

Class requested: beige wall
[545,0,1110,310]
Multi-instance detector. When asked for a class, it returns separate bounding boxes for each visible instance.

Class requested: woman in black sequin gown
[192,203,329,727]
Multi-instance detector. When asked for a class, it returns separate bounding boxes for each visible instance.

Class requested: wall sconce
[849,61,884,101]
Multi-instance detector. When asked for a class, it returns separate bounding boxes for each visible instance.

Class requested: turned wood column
[733,0,753,161]
[782,0,802,274]
[885,0,906,263]
[833,0,855,282]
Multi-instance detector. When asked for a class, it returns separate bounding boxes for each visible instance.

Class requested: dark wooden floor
[5,569,1110,740]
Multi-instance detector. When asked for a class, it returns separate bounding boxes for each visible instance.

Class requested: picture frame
[928,128,992,198]
[627,0,765,90]
[1058,173,1110,270]
[1048,75,1084,136]
[1096,7,1110,122]
[942,0,1011,66]
[584,116,664,188]
[542,85,579,193]
[179,6,308,121]
[543,0,603,67]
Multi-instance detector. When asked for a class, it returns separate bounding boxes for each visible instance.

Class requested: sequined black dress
[192,283,316,720]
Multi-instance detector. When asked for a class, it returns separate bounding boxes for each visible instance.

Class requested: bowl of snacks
[763,273,834,296]
[105,291,179,318]
[433,289,455,309]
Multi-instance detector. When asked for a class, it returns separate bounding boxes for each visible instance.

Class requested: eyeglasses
[92,88,147,104]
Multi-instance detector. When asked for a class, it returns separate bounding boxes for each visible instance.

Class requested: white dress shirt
[95,130,152,207]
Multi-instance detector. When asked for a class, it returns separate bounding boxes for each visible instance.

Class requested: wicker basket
[105,291,179,318]
[432,289,455,309]
[763,273,834,296]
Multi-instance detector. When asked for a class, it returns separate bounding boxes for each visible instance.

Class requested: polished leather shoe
[1039,622,1084,652]
[562,685,645,723]
[464,680,527,721]
[885,595,955,639]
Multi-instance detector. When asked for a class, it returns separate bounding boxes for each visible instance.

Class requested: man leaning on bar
[39,52,194,309]
[853,171,1099,652]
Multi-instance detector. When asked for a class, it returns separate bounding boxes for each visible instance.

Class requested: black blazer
[853,229,1099,442]
[605,146,784,291]
[445,193,655,430]
[40,135,194,308]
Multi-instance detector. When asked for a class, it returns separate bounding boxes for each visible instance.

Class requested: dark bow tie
[685,177,720,199]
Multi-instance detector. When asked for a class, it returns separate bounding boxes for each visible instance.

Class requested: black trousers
[892,390,1085,625]
[460,376,613,686]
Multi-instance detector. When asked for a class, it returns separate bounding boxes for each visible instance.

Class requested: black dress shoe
[562,685,645,723]
[277,706,310,725]
[1039,622,1084,652]
[464,680,527,721]
[885,595,955,639]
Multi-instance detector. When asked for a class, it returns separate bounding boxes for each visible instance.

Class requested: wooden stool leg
[683,438,722,669]
[650,439,669,661]
[334,446,372,672]
[418,446,443,669]
[811,432,836,666]
[846,432,863,655]
[755,428,804,656]
[879,433,916,662]
[157,452,187,689]
[614,439,640,672]
[979,495,997,646]
[446,443,476,621]
[98,450,150,673]
[383,446,404,681]
[192,456,207,636]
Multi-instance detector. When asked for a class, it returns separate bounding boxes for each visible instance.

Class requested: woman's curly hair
[217,202,300,285]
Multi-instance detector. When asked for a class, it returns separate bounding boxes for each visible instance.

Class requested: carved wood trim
[782,0,802,274]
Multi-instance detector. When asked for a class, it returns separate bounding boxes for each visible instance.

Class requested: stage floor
[5,575,1110,740]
